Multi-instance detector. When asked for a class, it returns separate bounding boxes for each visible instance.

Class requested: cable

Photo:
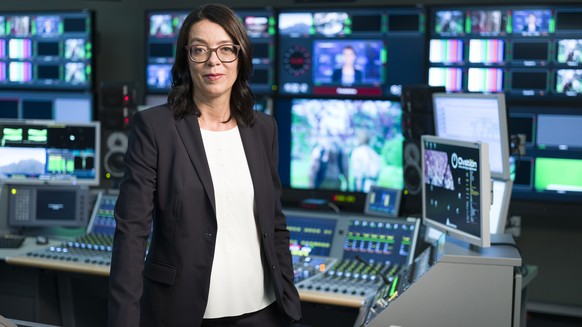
[354,255,391,285]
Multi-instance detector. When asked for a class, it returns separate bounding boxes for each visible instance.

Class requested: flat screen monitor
[364,185,402,218]
[275,97,403,210]
[0,119,100,186]
[422,135,491,248]
[277,7,426,98]
[432,92,511,180]
[0,10,94,91]
[145,8,276,95]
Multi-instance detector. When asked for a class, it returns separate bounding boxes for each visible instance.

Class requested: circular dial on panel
[283,45,311,76]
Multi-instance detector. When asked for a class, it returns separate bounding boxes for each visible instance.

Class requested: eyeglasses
[184,44,241,63]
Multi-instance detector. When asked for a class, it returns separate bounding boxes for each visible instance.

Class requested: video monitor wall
[145,8,276,95]
[509,105,582,202]
[277,7,426,99]
[0,10,94,91]
[428,5,582,99]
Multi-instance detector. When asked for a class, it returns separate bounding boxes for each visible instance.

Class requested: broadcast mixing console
[286,209,421,307]
[7,195,423,311]
[7,192,118,275]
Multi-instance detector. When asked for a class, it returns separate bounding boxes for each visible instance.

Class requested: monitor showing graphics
[433,92,511,180]
[0,119,100,186]
[277,7,426,98]
[364,185,402,218]
[422,135,491,248]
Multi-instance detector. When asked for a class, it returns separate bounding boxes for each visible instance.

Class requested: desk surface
[1,237,111,276]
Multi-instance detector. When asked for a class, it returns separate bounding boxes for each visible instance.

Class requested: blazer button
[272,265,276,270]
[263,232,268,238]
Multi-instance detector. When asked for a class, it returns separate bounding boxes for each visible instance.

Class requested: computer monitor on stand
[432,92,511,234]
[421,135,491,248]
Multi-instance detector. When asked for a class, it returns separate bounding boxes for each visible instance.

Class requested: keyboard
[0,235,26,249]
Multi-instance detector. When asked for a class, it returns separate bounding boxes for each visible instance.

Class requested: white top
[200,126,275,318]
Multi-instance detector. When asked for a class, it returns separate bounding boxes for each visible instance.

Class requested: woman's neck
[197,102,236,131]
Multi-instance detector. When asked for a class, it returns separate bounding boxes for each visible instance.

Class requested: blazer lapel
[174,114,216,213]
[239,124,268,218]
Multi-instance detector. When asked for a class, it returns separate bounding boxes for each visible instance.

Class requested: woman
[108,4,301,326]
[332,45,363,85]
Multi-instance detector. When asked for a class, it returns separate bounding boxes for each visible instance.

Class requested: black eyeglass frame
[184,44,242,63]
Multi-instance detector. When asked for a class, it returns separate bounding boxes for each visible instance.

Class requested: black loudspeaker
[99,82,137,189]
[400,85,445,216]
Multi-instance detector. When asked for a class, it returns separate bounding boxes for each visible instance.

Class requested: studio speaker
[99,81,137,189]
[400,84,445,216]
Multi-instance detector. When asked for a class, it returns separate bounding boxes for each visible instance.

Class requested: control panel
[19,192,117,275]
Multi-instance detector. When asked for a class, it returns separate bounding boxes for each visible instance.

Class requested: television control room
[0,0,581,326]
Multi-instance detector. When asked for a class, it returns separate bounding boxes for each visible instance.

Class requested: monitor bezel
[432,92,511,181]
[421,135,491,248]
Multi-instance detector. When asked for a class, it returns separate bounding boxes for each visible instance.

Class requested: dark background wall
[2,0,581,317]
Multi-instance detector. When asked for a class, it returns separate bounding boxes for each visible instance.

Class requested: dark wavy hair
[167,3,255,126]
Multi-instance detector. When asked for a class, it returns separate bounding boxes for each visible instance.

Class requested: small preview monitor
[434,10,465,34]
[364,185,402,218]
[432,92,511,180]
[512,9,552,35]
[0,119,100,186]
[422,135,491,248]
[556,39,582,64]
[555,69,582,95]
[469,9,508,34]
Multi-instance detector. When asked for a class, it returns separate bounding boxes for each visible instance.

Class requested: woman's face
[343,47,357,67]
[187,19,239,102]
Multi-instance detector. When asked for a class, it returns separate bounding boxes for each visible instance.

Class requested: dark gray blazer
[108,104,301,327]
